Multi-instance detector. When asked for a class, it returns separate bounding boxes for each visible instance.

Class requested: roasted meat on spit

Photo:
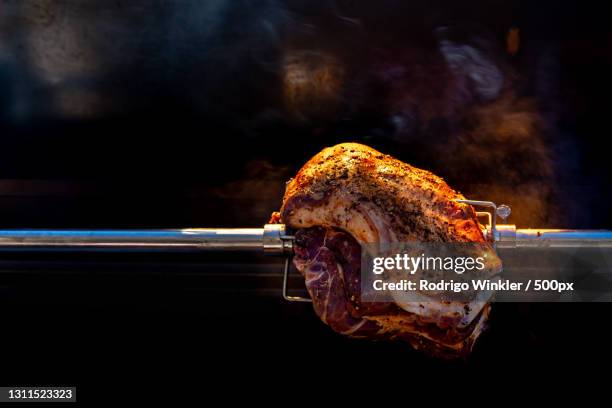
[272,143,503,357]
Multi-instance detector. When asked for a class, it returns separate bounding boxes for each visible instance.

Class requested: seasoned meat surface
[282,143,486,243]
[275,143,502,357]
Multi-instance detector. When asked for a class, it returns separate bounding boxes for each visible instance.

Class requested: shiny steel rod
[0,224,293,255]
[0,228,267,252]
[515,229,612,248]
[0,224,610,253]
[0,228,264,252]
[495,225,612,248]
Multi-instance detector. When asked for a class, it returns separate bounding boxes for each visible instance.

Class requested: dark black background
[0,0,610,401]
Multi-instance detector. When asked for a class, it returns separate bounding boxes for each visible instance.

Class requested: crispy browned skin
[276,143,502,357]
[281,142,486,244]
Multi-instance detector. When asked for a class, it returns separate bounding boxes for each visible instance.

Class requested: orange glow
[507,28,520,56]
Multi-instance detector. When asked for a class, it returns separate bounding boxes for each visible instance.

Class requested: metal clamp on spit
[455,199,612,249]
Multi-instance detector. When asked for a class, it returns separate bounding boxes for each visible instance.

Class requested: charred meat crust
[281,143,485,243]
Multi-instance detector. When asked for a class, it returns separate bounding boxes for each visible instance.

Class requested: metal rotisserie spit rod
[494,226,612,248]
[0,224,610,253]
[0,224,293,255]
